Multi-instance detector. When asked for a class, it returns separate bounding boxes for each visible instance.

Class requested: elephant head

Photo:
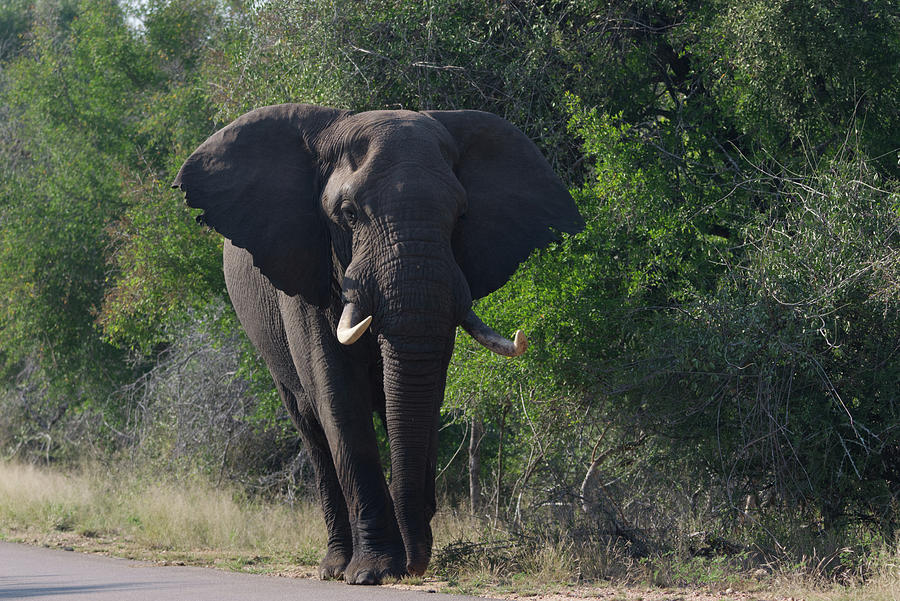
[172,104,583,577]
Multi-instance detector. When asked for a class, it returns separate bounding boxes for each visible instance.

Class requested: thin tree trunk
[494,405,508,524]
[468,416,483,513]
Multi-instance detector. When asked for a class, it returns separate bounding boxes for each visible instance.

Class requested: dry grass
[0,460,325,564]
[779,547,900,601]
[1,460,898,601]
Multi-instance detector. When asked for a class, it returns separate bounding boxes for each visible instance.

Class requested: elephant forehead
[350,109,434,132]
[324,111,456,161]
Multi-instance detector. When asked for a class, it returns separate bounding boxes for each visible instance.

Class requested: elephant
[172,104,583,584]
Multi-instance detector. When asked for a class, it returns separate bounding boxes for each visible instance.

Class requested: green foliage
[96,0,226,353]
[0,0,33,61]
[207,0,641,177]
[646,150,900,528]
[100,176,224,353]
[0,0,152,389]
[0,0,898,548]
[7,0,157,157]
[695,0,900,171]
[0,0,227,456]
[0,125,123,379]
[444,1,900,538]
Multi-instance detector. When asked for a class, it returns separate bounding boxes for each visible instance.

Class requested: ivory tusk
[336,303,373,345]
[460,309,528,357]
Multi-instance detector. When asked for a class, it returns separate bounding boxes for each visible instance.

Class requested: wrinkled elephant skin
[173,104,583,584]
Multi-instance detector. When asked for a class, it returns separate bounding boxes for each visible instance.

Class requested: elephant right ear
[173,104,347,307]
[425,110,584,300]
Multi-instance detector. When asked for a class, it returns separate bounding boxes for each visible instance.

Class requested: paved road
[0,542,493,601]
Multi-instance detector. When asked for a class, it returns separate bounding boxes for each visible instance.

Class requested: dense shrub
[0,0,897,554]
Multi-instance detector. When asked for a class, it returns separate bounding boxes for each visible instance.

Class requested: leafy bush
[114,302,308,497]
[645,148,900,532]
[0,1,898,567]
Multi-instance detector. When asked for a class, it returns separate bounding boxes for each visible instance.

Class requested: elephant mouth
[336,303,527,357]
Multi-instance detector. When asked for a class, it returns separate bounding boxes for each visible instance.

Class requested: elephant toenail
[351,570,378,585]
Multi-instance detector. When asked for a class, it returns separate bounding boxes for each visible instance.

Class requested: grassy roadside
[1,460,898,601]
[0,460,326,574]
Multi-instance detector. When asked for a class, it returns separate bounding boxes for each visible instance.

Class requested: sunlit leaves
[0,123,125,385]
[100,176,224,354]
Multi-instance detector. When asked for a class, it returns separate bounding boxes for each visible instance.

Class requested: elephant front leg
[279,303,407,584]
[317,403,407,584]
[299,421,355,580]
[277,383,353,579]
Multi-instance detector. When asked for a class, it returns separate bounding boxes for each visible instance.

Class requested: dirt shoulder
[0,527,871,601]
[388,579,801,601]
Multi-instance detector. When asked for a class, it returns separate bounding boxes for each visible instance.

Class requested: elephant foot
[344,549,407,585]
[318,547,351,580]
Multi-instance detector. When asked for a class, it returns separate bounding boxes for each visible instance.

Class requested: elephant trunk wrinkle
[382,358,447,396]
[379,347,446,577]
[342,242,468,338]
[374,260,464,337]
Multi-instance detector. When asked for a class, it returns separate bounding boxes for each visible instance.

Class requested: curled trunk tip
[460,309,528,357]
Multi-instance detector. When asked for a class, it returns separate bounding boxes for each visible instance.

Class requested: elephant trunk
[369,246,462,576]
[380,340,450,576]
[337,227,526,573]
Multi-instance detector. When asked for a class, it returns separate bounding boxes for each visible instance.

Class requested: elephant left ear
[172,104,346,306]
[424,110,584,300]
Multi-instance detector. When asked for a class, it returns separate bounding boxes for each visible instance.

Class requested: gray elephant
[173,104,583,584]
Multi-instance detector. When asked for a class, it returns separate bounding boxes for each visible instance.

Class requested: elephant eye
[341,205,358,225]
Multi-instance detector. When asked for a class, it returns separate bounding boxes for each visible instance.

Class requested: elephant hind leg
[276,382,353,580]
